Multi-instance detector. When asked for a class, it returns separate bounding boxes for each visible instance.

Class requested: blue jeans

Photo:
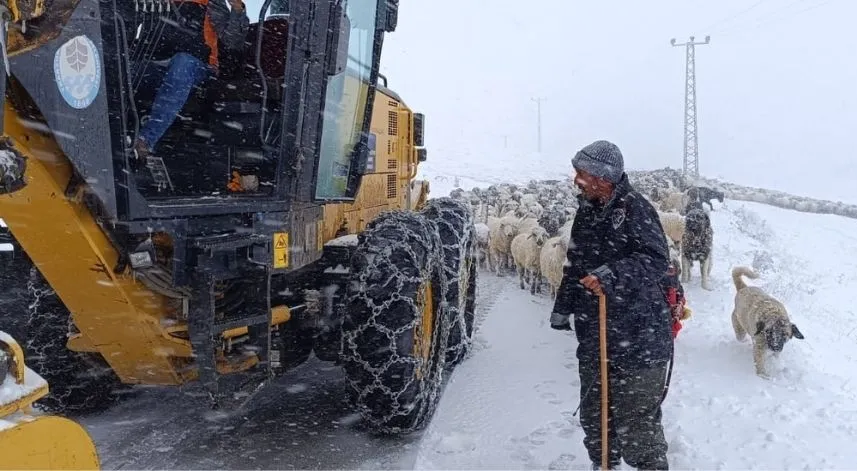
[138,52,211,151]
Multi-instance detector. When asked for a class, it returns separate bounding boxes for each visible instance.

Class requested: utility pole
[531,97,544,153]
[671,36,709,178]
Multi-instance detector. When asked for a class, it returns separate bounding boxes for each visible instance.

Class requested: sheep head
[501,222,518,238]
[557,236,569,252]
[527,226,550,247]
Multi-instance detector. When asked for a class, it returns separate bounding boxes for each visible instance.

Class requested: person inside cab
[133,0,249,168]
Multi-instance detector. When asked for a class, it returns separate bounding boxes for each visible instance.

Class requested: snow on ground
[81,359,421,470]
[414,199,857,470]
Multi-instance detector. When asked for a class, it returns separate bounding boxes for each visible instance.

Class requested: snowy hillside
[695,177,857,220]
[414,199,857,470]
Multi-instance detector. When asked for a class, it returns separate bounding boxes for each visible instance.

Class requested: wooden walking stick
[598,292,609,470]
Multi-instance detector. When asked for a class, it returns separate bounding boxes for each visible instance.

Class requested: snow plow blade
[0,331,100,470]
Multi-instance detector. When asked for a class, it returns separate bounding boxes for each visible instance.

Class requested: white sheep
[520,193,539,207]
[519,201,545,219]
[474,222,490,270]
[486,216,502,271]
[539,235,569,300]
[510,225,550,294]
[557,219,574,243]
[498,199,520,216]
[657,210,686,248]
[658,191,685,213]
[487,215,519,274]
[515,216,541,235]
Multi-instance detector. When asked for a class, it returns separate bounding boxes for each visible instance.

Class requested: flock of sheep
[449,168,725,299]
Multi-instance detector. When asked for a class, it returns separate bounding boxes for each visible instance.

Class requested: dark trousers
[578,362,670,470]
[138,53,212,151]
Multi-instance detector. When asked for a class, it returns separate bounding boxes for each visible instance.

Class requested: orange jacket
[172,0,219,68]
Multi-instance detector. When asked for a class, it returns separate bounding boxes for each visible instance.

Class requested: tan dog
[731,266,804,377]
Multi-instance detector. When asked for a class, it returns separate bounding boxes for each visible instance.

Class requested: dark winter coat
[152,0,249,67]
[551,174,673,370]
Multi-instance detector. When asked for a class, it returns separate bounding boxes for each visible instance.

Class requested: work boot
[131,138,150,172]
[632,458,669,470]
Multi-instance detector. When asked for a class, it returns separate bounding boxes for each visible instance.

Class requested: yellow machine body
[0,85,426,386]
[322,86,430,241]
[0,331,100,470]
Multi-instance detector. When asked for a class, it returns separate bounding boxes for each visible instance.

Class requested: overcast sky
[245,0,857,202]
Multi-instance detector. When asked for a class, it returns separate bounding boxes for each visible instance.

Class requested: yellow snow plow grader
[0,0,475,439]
[0,331,99,470]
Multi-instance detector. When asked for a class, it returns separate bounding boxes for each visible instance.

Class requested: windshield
[245,0,288,21]
[314,0,378,200]
[268,0,288,16]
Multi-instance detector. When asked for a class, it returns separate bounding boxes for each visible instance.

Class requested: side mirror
[417,148,427,162]
[380,0,398,32]
[413,112,425,147]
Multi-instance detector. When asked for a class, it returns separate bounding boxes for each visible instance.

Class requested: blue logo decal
[53,35,102,109]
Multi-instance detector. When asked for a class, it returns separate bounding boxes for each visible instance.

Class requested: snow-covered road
[80,358,421,470]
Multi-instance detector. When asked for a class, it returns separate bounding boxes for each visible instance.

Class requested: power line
[698,0,772,35]
[714,0,807,34]
[717,0,835,37]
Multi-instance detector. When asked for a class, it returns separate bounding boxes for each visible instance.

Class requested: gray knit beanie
[571,140,625,184]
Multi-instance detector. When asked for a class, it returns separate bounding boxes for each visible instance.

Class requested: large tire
[341,210,449,434]
[1,254,123,414]
[421,197,478,367]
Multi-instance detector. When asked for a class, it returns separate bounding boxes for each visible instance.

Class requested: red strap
[672,319,682,339]
[666,287,678,305]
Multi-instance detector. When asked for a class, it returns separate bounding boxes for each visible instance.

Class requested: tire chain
[342,210,451,434]
[421,197,477,365]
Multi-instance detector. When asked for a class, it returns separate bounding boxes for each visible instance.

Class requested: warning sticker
[273,232,289,269]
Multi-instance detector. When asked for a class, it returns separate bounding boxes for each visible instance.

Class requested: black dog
[681,208,714,291]
[685,186,725,211]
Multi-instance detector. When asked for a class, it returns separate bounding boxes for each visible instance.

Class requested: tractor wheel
[10,264,123,414]
[421,197,478,367]
[341,210,449,435]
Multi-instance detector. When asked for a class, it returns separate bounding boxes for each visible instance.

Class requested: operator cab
[123,0,291,197]
[119,0,386,206]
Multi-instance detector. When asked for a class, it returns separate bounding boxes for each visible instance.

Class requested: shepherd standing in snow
[550,140,673,470]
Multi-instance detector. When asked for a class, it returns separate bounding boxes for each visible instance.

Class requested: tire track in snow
[414,272,588,470]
